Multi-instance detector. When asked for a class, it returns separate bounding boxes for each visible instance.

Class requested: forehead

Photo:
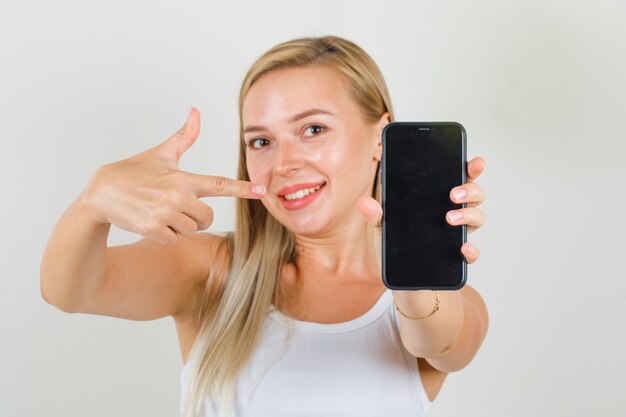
[242,65,359,125]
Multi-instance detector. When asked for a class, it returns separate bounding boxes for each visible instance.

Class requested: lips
[277,181,326,197]
[277,181,326,211]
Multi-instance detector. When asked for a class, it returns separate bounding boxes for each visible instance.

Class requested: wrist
[78,168,112,226]
[77,189,111,229]
[392,290,439,320]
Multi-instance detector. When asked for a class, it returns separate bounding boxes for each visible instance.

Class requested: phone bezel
[381,121,468,291]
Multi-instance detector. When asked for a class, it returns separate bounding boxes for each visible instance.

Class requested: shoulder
[188,231,232,277]
[193,230,229,248]
[173,232,233,361]
[173,231,232,321]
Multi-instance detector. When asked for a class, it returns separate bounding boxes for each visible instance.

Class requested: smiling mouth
[281,183,326,201]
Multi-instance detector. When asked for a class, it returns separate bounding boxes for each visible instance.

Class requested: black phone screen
[381,122,467,290]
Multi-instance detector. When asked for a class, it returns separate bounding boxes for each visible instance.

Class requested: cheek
[316,134,358,168]
[329,136,373,182]
[246,157,272,184]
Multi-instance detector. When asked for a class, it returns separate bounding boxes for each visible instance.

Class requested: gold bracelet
[394,291,440,321]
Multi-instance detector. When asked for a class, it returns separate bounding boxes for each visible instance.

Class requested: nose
[274,138,303,177]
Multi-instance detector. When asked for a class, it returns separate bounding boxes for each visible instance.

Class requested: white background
[1,0,625,416]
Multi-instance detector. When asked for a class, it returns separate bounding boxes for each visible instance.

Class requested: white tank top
[180,289,432,416]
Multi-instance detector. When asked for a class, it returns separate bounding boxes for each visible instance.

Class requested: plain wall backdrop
[1,0,625,416]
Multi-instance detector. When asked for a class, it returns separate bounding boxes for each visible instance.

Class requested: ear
[373,112,391,161]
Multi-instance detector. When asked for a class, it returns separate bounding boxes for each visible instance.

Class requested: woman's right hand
[80,107,265,245]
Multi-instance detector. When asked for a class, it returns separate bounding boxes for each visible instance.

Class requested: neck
[292,211,379,284]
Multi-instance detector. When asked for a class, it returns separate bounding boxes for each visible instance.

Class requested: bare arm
[40,190,111,313]
[393,285,489,372]
[358,156,489,373]
[39,189,214,320]
[40,108,262,320]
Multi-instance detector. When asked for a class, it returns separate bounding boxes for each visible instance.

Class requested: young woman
[40,35,488,417]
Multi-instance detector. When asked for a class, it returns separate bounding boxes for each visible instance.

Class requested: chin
[281,215,329,237]
[268,209,332,237]
[261,198,327,235]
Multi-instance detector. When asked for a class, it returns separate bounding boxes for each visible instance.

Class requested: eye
[303,124,325,137]
[247,138,270,149]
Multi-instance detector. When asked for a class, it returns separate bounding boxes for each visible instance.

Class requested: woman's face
[242,65,389,237]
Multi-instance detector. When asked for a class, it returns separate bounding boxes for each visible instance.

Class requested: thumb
[357,195,383,227]
[158,107,201,165]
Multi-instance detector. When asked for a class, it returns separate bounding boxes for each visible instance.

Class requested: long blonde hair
[181,35,395,417]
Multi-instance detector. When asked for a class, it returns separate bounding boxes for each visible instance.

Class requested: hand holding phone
[381,122,467,290]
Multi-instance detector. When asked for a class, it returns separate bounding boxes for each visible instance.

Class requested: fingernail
[448,210,462,223]
[452,187,466,201]
[252,185,266,196]
[466,243,473,254]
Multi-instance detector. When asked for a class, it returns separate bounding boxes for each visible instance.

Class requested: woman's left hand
[357,156,486,266]
[444,156,486,264]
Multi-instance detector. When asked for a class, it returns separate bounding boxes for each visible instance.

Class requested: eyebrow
[243,108,333,134]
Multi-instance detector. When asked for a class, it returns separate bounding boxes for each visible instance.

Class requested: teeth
[284,185,322,201]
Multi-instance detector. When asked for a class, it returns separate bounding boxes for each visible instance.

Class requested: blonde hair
[181,35,395,417]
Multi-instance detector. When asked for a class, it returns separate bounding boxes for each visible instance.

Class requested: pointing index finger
[187,173,266,199]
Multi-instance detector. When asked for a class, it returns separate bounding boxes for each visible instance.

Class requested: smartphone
[381,122,467,290]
